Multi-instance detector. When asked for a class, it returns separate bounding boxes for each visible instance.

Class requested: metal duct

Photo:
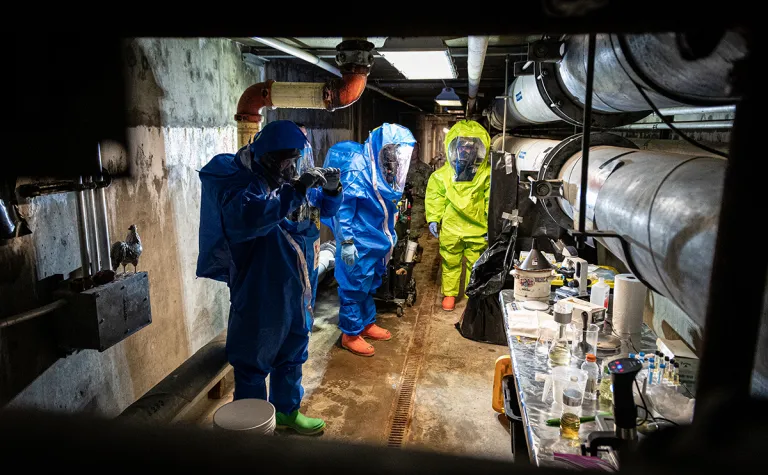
[504,133,726,329]
[466,36,489,113]
[489,32,744,130]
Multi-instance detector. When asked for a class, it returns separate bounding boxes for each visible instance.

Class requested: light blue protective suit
[322,124,416,335]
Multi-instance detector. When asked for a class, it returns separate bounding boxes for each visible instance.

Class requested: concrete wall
[1,38,261,414]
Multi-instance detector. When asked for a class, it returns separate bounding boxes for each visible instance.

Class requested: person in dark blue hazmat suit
[196,120,342,435]
[322,123,416,357]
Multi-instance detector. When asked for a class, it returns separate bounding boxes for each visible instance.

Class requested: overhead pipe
[237,38,421,148]
[489,31,745,131]
[656,105,736,116]
[617,120,733,130]
[466,36,489,114]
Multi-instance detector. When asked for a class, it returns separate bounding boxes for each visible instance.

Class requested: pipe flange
[538,132,638,229]
[534,62,649,129]
[336,40,375,70]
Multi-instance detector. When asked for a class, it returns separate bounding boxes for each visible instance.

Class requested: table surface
[499,289,658,468]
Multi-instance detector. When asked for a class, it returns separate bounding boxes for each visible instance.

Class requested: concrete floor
[189,233,511,460]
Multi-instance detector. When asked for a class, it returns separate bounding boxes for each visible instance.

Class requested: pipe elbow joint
[325,68,369,111]
[235,80,274,123]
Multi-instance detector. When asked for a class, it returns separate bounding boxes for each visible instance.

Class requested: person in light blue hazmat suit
[196,120,341,435]
[322,123,416,357]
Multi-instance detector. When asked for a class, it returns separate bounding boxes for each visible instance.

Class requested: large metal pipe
[656,105,736,116]
[95,145,111,271]
[466,36,489,114]
[504,133,727,330]
[489,32,744,130]
[75,177,92,277]
[85,181,100,274]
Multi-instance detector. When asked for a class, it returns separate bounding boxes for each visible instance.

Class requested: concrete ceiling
[237,36,530,112]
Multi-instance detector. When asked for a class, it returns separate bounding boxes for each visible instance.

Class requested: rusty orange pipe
[326,67,369,111]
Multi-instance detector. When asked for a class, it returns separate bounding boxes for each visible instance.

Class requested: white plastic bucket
[213,399,276,435]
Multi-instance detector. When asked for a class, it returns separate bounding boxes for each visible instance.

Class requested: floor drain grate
[385,248,437,448]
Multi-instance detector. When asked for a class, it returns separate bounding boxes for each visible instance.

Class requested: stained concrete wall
[1,38,262,414]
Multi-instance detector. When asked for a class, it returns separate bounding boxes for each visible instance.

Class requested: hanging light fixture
[435,87,462,107]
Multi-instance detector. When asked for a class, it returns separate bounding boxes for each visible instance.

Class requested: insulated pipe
[75,177,92,277]
[503,134,727,329]
[489,32,744,130]
[94,144,111,271]
[557,146,726,329]
[466,36,489,114]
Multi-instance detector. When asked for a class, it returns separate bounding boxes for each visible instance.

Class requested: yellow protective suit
[425,120,490,297]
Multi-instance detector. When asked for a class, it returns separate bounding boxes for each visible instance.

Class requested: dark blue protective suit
[196,120,341,413]
[322,124,416,335]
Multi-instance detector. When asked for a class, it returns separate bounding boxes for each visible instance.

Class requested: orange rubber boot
[361,323,391,341]
[442,296,456,311]
[341,334,375,357]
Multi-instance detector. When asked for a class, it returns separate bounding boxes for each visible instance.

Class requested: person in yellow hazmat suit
[425,120,490,311]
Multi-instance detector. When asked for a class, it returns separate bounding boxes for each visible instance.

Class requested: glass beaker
[571,323,600,363]
[548,322,572,367]
[535,311,554,357]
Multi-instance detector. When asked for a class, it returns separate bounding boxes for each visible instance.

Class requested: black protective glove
[321,167,341,192]
[294,168,327,195]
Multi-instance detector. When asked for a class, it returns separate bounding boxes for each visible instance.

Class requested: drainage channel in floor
[385,254,439,448]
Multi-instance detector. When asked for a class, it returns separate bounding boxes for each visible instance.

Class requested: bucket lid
[517,240,554,271]
[213,399,276,431]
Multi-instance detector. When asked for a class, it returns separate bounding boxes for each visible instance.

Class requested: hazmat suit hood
[196,120,308,284]
[444,120,491,183]
[366,123,417,198]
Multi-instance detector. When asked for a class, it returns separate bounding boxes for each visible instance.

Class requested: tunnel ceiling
[235,36,533,112]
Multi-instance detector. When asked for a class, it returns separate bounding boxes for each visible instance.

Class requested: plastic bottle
[590,277,610,309]
[581,354,600,400]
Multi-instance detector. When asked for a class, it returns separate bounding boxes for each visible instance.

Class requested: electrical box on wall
[57,272,152,352]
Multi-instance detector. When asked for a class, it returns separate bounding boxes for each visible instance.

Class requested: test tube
[638,352,645,362]
[658,363,666,385]
[674,362,680,386]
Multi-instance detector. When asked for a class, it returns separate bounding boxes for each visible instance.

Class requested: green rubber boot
[275,410,326,435]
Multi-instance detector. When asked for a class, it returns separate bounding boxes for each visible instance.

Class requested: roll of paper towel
[612,274,647,338]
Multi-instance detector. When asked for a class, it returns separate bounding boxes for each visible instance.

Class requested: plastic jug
[590,277,610,309]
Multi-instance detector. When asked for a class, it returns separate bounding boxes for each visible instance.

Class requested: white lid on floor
[213,399,276,432]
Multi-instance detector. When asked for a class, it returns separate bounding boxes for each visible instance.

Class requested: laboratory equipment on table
[558,256,589,298]
[548,366,588,408]
[572,311,600,363]
[598,365,613,410]
[581,354,600,400]
[582,357,643,456]
[558,369,588,440]
[549,300,573,367]
[512,240,555,302]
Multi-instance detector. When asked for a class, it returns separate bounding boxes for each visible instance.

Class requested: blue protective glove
[341,242,358,267]
[429,222,439,238]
